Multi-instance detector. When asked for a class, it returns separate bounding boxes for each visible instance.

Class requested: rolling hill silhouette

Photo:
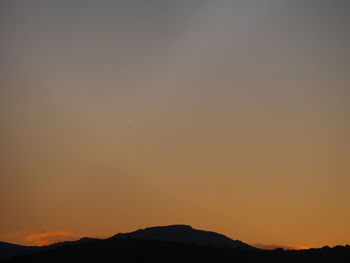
[0,238,98,261]
[0,225,250,261]
[0,242,41,262]
[111,225,253,248]
[1,225,349,262]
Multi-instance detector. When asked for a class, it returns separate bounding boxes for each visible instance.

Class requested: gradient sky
[1,0,350,249]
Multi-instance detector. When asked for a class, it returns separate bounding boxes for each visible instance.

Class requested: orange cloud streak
[23,231,81,246]
[252,243,309,250]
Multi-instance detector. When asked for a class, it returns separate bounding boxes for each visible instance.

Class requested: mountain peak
[112,224,253,249]
[142,224,193,231]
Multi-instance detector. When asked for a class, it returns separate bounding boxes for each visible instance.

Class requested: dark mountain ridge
[1,225,349,262]
[0,238,98,261]
[0,242,41,262]
[111,224,253,248]
[0,225,251,261]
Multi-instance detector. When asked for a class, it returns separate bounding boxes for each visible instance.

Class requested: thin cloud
[23,231,81,246]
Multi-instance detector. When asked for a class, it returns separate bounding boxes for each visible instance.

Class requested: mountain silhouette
[111,224,253,248]
[0,242,41,262]
[0,238,98,261]
[0,225,250,261]
[1,225,350,262]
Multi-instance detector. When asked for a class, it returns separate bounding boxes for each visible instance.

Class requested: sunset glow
[1,0,349,250]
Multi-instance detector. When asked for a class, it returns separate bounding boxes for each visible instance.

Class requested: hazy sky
[1,0,350,249]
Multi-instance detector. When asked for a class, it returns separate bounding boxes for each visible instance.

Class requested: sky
[0,0,350,249]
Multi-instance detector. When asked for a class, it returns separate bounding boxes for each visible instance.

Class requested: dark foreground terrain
[1,225,349,262]
[3,238,350,263]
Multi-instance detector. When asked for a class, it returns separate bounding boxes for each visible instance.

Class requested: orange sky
[1,0,349,249]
